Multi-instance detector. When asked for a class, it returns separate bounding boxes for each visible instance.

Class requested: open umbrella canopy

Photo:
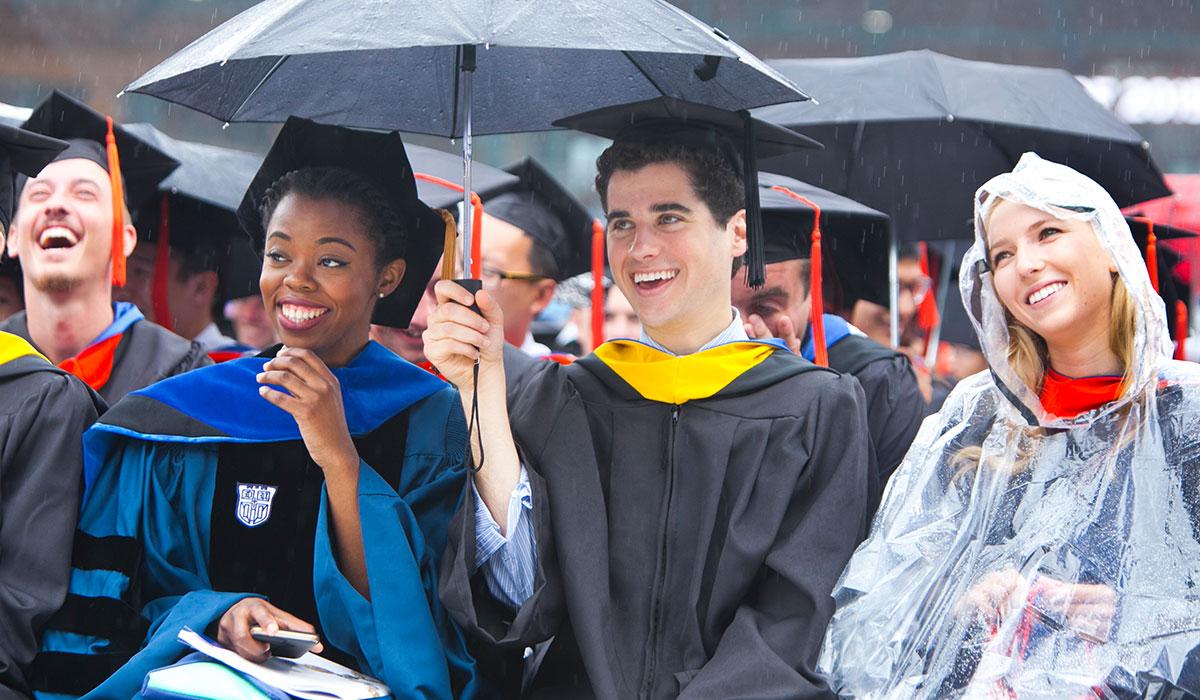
[123,0,808,137]
[756,50,1171,242]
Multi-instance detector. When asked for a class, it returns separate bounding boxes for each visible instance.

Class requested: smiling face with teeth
[986,199,1119,363]
[604,161,747,354]
[259,193,405,368]
[10,158,136,295]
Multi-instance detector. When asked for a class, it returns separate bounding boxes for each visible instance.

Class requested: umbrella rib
[230,55,289,122]
[622,50,670,97]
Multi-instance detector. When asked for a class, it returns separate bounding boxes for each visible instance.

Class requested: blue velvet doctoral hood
[83,341,446,493]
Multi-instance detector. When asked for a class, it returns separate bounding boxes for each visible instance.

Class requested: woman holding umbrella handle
[819,153,1200,698]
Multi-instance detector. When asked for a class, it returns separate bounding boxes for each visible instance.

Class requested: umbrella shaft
[460,44,477,278]
[889,234,899,348]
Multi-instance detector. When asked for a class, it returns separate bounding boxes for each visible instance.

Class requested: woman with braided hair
[32,118,485,699]
[818,153,1200,698]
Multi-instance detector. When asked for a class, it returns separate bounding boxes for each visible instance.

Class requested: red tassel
[769,185,827,366]
[917,241,939,332]
[1176,300,1189,361]
[153,194,173,331]
[1137,217,1160,293]
[105,116,126,287]
[591,219,605,351]
[413,173,484,279]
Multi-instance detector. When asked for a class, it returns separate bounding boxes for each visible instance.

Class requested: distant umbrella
[755,50,1171,344]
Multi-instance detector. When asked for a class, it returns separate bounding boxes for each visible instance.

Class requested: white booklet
[177,627,391,700]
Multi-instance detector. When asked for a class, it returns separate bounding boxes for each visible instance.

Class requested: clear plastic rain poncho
[819,153,1200,699]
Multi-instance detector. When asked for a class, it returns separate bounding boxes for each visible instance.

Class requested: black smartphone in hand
[249,626,320,659]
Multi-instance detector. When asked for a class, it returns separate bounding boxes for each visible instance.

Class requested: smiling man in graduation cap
[0,124,104,700]
[31,117,485,699]
[2,91,210,405]
[733,172,926,495]
[480,158,594,357]
[429,97,873,698]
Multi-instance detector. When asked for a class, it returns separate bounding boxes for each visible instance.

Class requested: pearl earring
[378,292,385,298]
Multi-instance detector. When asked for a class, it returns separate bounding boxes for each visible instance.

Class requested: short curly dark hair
[259,166,406,270]
[594,142,743,226]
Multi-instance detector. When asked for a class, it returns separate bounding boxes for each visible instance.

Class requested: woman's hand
[217,598,323,663]
[1033,578,1116,642]
[257,347,358,474]
[743,313,801,355]
[422,282,506,390]
[954,568,1026,627]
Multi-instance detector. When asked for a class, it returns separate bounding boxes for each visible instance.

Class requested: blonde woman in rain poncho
[819,152,1200,699]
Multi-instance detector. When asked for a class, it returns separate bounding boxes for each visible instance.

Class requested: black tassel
[741,111,765,288]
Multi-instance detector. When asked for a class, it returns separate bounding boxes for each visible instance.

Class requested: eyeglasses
[481,265,549,290]
[900,275,933,305]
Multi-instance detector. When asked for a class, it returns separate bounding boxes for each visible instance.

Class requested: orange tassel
[769,185,827,366]
[591,219,605,351]
[1137,217,1160,293]
[1176,300,1189,361]
[105,116,126,287]
[917,241,939,332]
[153,194,173,330]
[413,172,485,280]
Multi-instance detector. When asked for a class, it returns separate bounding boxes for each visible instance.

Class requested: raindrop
[862,10,893,35]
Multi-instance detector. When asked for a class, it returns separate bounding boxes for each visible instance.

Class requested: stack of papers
[175,627,391,700]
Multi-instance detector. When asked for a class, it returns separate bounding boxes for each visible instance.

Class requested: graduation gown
[0,334,101,700]
[0,303,210,406]
[441,339,872,699]
[32,342,484,700]
[803,315,926,496]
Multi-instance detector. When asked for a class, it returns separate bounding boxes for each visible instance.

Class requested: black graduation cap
[758,171,891,308]
[553,96,821,287]
[483,158,594,281]
[237,116,446,328]
[0,123,68,231]
[20,91,179,214]
[123,123,263,319]
[1125,214,1195,345]
[19,91,179,286]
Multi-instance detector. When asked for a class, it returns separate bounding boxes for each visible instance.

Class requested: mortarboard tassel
[1175,300,1188,361]
[105,116,126,287]
[769,185,828,366]
[438,209,457,282]
[591,219,605,351]
[153,194,173,331]
[413,172,484,278]
[917,242,940,351]
[740,111,765,288]
[1138,217,1160,292]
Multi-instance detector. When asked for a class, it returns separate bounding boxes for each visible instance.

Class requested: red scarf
[1039,368,1123,419]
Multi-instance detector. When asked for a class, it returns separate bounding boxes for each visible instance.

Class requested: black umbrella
[123,0,808,279]
[123,123,265,320]
[755,49,1171,344]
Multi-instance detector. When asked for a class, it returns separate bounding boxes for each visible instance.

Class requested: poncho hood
[963,152,1173,427]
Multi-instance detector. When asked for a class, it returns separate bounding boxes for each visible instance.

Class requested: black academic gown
[442,340,872,699]
[0,335,101,700]
[0,311,210,406]
[825,334,926,495]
